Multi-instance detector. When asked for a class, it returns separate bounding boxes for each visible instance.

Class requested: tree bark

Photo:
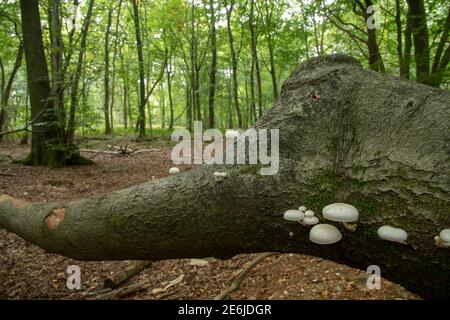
[207,0,217,129]
[103,7,113,135]
[0,43,23,139]
[19,0,64,167]
[131,0,146,139]
[67,0,95,142]
[249,0,263,119]
[406,0,430,85]
[226,1,243,128]
[1,55,449,299]
[166,55,174,130]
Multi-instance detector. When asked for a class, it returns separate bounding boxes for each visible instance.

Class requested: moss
[110,212,128,230]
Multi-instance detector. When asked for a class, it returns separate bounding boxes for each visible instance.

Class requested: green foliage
[0,0,448,140]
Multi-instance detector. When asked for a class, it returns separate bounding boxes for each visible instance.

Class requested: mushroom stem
[434,236,450,249]
[298,221,308,227]
[343,222,357,232]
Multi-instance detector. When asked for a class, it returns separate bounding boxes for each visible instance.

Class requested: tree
[406,0,450,87]
[131,0,146,139]
[248,0,263,119]
[225,0,243,128]
[103,5,113,135]
[1,55,449,299]
[19,0,64,166]
[206,0,217,129]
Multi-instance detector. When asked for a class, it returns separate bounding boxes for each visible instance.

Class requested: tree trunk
[406,0,430,85]
[1,55,449,299]
[207,0,217,129]
[131,0,146,139]
[249,0,263,119]
[0,43,23,140]
[166,56,174,130]
[103,8,113,135]
[402,8,412,80]
[48,0,65,136]
[19,0,64,167]
[267,34,278,101]
[67,0,95,142]
[226,1,242,128]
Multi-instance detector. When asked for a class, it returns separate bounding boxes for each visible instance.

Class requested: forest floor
[0,137,420,300]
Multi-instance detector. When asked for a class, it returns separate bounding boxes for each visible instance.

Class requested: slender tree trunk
[67,0,95,142]
[363,0,385,72]
[131,0,146,139]
[430,5,450,87]
[0,43,23,140]
[267,34,278,101]
[123,83,128,130]
[48,0,65,137]
[249,59,256,124]
[2,55,449,299]
[406,0,430,85]
[249,0,263,119]
[166,56,174,130]
[159,82,165,129]
[103,8,113,135]
[226,1,242,128]
[207,0,217,129]
[402,8,412,79]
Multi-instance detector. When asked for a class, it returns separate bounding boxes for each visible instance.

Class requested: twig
[103,260,152,289]
[0,172,15,177]
[90,280,152,300]
[214,252,278,300]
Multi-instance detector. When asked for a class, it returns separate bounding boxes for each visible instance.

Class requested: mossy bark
[1,55,449,299]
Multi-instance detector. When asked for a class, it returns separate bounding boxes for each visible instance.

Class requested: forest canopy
[0,0,448,161]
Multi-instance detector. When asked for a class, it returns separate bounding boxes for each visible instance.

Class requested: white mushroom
[309,224,342,245]
[434,229,450,249]
[303,216,319,226]
[213,171,228,182]
[283,209,304,222]
[169,167,180,175]
[322,203,359,232]
[377,225,408,244]
[299,206,307,212]
[304,210,315,218]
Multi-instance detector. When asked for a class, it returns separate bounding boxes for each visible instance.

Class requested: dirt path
[0,139,419,300]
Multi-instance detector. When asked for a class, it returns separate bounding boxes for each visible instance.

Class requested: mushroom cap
[303,216,319,225]
[377,226,408,243]
[213,171,227,177]
[169,167,180,175]
[439,229,450,243]
[299,206,307,212]
[309,224,342,245]
[304,210,315,218]
[322,203,359,222]
[283,209,305,222]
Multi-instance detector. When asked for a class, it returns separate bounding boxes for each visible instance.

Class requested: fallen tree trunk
[1,55,449,299]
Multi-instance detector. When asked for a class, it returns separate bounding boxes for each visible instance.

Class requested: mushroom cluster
[282,205,319,227]
[434,229,450,249]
